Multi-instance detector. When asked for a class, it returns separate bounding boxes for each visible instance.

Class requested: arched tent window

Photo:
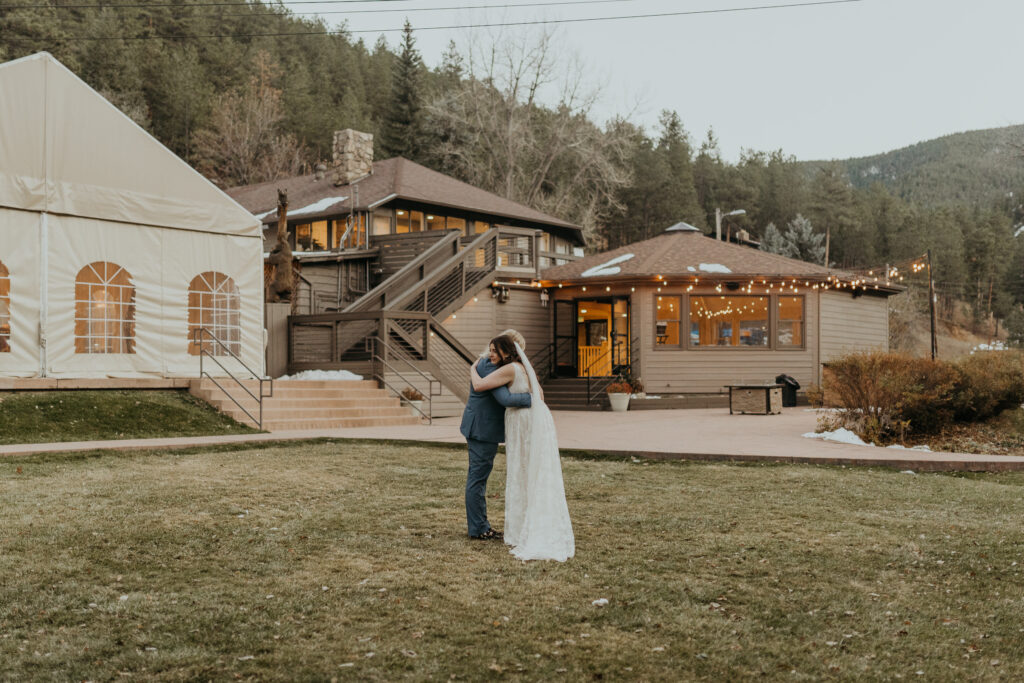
[188,272,241,356]
[74,262,136,354]
[0,261,10,353]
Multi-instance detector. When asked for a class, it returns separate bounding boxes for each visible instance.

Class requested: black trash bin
[774,374,800,407]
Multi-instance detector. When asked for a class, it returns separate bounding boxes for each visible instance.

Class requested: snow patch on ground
[278,369,363,381]
[970,341,1008,353]
[802,428,869,446]
[698,263,732,274]
[582,253,634,278]
[803,428,933,451]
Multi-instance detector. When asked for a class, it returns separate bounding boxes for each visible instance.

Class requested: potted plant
[400,387,426,416]
[606,379,632,412]
[629,376,645,399]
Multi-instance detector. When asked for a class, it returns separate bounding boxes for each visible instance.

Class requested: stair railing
[344,230,463,313]
[192,327,273,429]
[368,334,441,424]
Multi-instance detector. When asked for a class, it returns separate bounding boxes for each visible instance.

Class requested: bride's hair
[490,334,518,367]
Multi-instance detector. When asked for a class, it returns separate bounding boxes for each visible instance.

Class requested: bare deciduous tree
[425,31,632,246]
[193,52,305,188]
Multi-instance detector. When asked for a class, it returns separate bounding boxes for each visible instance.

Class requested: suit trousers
[465,437,499,536]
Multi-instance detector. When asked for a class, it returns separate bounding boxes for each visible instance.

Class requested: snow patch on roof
[581,253,635,278]
[687,266,696,272]
[698,263,731,274]
[260,195,348,220]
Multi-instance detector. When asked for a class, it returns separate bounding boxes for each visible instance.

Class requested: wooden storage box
[727,384,783,415]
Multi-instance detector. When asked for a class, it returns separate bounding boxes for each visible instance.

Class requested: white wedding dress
[503,344,574,562]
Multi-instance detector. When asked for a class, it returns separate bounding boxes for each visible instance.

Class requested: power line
[2,0,639,12]
[1,0,864,40]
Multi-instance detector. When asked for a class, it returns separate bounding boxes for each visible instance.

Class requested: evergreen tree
[760,223,796,258]
[380,21,424,161]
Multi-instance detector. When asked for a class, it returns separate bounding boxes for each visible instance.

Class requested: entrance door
[611,297,631,373]
[554,299,576,376]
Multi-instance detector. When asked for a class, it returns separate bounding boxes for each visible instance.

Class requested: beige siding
[635,287,819,394]
[442,288,552,358]
[819,291,889,363]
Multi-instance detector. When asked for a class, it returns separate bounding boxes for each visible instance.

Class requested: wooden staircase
[541,377,608,411]
[190,378,420,431]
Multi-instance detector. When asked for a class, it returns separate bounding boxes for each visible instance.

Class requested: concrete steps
[190,378,421,431]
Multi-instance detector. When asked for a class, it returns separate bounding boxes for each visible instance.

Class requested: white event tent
[0,52,264,379]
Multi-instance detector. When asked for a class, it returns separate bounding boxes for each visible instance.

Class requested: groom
[460,329,531,540]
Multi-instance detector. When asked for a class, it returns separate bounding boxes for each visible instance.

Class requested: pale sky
[313,0,1023,162]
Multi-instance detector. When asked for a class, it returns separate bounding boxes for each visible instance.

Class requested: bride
[470,334,574,562]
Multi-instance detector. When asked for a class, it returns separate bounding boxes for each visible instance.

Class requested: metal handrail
[344,230,462,313]
[192,327,273,430]
[368,334,440,423]
[584,340,629,406]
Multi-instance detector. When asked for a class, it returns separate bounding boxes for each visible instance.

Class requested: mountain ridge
[799,124,1024,208]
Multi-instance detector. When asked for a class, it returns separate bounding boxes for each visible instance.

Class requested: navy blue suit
[461,357,532,536]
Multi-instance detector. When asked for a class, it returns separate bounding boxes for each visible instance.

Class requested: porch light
[540,289,549,307]
[605,286,610,292]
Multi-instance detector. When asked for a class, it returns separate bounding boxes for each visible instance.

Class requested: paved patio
[3,407,1024,471]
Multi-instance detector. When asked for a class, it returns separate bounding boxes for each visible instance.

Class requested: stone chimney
[332,129,374,186]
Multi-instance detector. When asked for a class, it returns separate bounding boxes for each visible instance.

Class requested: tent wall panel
[46,215,162,377]
[0,208,41,376]
[161,229,265,377]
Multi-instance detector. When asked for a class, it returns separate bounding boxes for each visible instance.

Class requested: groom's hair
[490,335,518,367]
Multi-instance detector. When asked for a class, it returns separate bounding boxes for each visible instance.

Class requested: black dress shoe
[470,528,502,540]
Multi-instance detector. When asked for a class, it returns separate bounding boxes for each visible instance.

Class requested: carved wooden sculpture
[267,189,293,303]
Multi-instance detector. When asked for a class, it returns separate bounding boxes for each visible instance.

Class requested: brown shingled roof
[540,230,899,292]
[225,157,583,242]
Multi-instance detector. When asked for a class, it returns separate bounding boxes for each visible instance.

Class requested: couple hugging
[459,329,574,562]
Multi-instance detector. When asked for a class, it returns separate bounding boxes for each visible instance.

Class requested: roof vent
[665,221,701,233]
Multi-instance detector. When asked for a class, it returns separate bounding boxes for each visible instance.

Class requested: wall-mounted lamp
[491,285,510,303]
[539,289,550,307]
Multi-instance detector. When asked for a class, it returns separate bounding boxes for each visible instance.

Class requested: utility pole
[927,249,938,360]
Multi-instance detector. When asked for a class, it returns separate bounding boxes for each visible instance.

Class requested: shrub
[400,387,425,401]
[951,351,1024,422]
[822,352,958,442]
[606,381,632,394]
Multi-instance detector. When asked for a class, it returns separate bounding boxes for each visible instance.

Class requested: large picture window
[690,296,768,347]
[655,295,681,345]
[0,261,9,352]
[188,272,241,356]
[295,221,328,251]
[777,296,804,347]
[74,262,136,354]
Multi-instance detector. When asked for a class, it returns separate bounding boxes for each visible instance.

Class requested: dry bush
[823,352,958,442]
[951,351,1024,422]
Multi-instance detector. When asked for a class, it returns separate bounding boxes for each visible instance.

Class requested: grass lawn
[2,442,1024,680]
[0,390,257,444]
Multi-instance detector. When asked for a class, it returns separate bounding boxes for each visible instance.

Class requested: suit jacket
[459,357,532,443]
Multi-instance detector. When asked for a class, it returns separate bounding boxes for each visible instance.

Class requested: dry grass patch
[2,443,1024,680]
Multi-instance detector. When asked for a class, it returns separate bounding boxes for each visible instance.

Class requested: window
[372,211,392,235]
[334,214,366,249]
[74,262,135,354]
[777,296,804,348]
[655,295,681,345]
[395,209,410,233]
[473,220,491,234]
[425,214,446,231]
[0,261,9,352]
[446,216,466,235]
[295,221,328,251]
[408,211,424,232]
[188,272,241,356]
[690,296,768,347]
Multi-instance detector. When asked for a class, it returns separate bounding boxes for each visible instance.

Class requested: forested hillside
[3,0,1024,340]
[802,125,1024,208]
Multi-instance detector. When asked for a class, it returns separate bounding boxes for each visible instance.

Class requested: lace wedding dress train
[503,345,574,562]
